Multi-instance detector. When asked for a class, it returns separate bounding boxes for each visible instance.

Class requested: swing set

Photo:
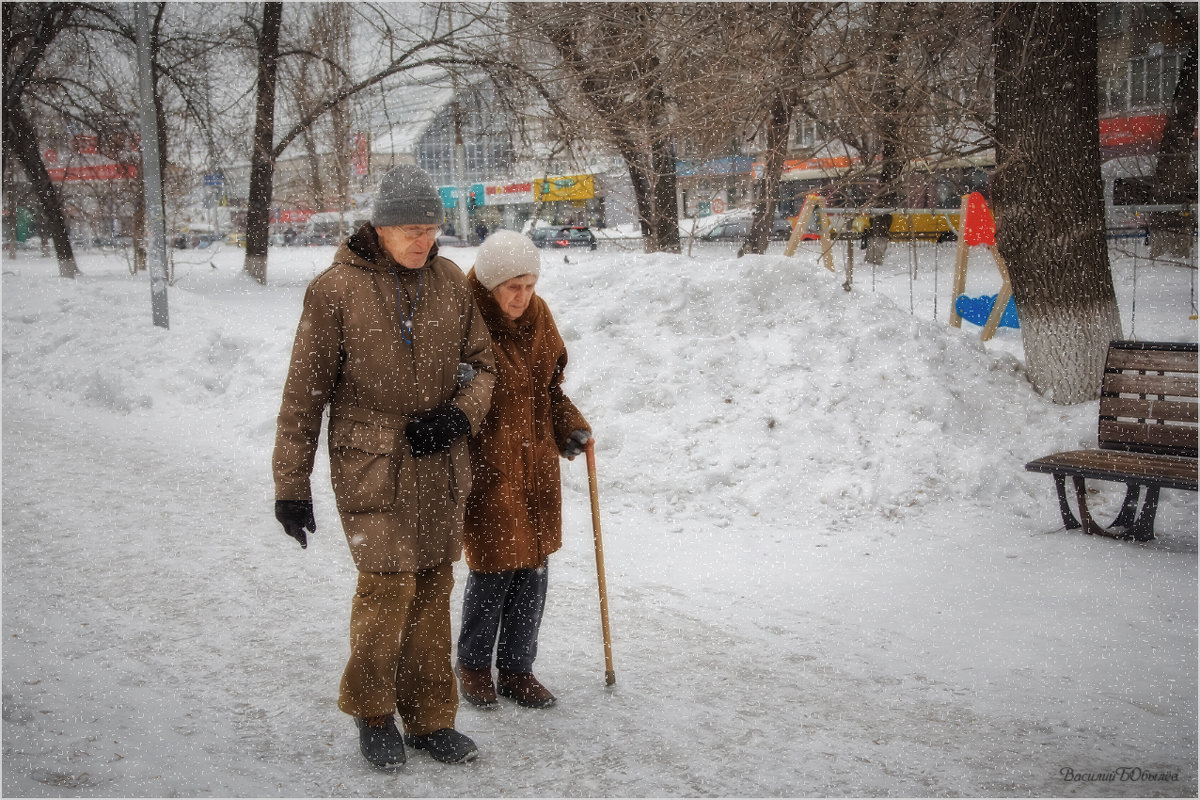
[785,191,1017,342]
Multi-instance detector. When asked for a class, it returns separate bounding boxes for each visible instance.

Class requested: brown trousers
[337,562,458,735]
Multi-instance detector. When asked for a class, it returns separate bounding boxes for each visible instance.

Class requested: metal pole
[134,6,169,329]
[448,6,471,243]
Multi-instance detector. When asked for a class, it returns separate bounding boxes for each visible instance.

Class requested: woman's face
[492,274,538,320]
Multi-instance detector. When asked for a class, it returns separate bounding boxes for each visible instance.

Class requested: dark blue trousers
[457,562,548,674]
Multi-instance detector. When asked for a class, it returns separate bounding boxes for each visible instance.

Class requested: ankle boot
[456,662,499,709]
[497,671,557,709]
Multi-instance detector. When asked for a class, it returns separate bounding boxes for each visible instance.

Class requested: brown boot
[456,662,498,709]
[497,671,557,709]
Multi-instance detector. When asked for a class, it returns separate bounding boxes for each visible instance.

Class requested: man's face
[377,224,441,269]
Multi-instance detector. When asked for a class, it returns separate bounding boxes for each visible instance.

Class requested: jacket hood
[341,221,440,273]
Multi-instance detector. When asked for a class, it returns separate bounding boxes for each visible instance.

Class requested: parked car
[531,226,598,250]
[701,218,794,242]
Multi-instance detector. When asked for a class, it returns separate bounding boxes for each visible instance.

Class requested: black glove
[405,404,471,457]
[561,429,591,458]
[275,500,315,549]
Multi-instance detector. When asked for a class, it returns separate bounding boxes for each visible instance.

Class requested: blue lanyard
[390,267,422,346]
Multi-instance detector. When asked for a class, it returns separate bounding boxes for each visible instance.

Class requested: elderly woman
[456,230,591,709]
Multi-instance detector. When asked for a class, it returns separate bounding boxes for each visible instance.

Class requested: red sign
[271,209,316,224]
[72,135,99,155]
[47,162,138,182]
[353,133,369,176]
[1099,114,1168,149]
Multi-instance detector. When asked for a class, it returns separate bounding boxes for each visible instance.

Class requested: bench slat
[1107,348,1199,374]
[1026,449,1198,491]
[1104,373,1199,398]
[1098,419,1199,455]
[1100,396,1200,423]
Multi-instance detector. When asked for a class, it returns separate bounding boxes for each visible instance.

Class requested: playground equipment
[948,192,1017,342]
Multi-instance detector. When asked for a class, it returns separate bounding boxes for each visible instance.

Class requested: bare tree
[243,1,282,285]
[3,2,80,278]
[241,2,476,284]
[507,2,687,253]
[1147,3,1197,257]
[993,2,1122,404]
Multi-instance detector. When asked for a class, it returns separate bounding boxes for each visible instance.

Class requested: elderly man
[273,164,495,769]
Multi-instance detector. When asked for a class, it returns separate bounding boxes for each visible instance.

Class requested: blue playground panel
[955,294,1019,329]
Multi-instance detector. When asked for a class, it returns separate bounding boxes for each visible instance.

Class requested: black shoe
[404,728,479,764]
[355,715,406,769]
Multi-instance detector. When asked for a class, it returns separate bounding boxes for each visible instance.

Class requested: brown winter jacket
[462,270,590,573]
[273,224,496,573]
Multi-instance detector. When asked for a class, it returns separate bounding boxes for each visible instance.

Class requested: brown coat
[462,271,589,573]
[273,224,496,573]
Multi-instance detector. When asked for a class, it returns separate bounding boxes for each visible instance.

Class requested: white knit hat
[473,230,541,290]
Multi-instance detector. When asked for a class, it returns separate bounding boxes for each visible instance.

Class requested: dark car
[701,219,794,242]
[531,226,598,250]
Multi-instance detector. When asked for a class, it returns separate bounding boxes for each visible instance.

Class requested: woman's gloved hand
[561,429,591,459]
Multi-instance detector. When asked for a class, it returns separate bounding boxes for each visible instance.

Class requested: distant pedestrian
[456,230,591,710]
[273,164,496,770]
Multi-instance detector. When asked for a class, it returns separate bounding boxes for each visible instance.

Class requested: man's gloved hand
[561,429,591,459]
[405,404,471,457]
[275,500,315,549]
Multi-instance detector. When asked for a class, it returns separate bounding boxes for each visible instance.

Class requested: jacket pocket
[329,419,401,513]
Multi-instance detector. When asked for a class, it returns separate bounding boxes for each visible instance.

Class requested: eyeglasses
[396,225,442,241]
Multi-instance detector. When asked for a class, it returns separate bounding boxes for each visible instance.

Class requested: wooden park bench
[1025,340,1198,542]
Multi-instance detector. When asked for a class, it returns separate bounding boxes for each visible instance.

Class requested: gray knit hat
[473,230,541,290]
[371,164,443,227]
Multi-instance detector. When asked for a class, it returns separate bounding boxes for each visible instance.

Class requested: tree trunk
[1148,21,1197,258]
[866,6,912,267]
[648,137,680,253]
[746,94,791,256]
[3,104,77,278]
[244,2,282,285]
[993,2,1121,404]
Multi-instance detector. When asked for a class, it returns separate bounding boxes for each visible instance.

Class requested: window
[1128,52,1183,108]
[1099,73,1127,114]
[790,119,820,149]
[1098,4,1124,37]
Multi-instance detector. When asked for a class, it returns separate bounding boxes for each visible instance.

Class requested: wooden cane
[585,439,616,686]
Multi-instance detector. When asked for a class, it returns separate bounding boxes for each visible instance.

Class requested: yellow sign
[533,174,594,203]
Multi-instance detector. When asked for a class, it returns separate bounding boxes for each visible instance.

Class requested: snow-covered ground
[3,234,1196,797]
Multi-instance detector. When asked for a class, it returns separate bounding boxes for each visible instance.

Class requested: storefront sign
[47,162,138,182]
[533,174,595,203]
[484,181,534,205]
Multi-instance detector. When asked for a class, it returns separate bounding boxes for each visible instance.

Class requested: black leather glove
[405,404,471,457]
[275,500,315,549]
[561,429,591,458]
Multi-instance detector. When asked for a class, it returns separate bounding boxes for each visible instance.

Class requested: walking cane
[585,439,616,686]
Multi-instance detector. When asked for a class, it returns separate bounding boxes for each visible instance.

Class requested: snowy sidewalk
[3,246,1196,797]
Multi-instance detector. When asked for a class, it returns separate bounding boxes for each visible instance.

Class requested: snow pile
[550,250,1098,528]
